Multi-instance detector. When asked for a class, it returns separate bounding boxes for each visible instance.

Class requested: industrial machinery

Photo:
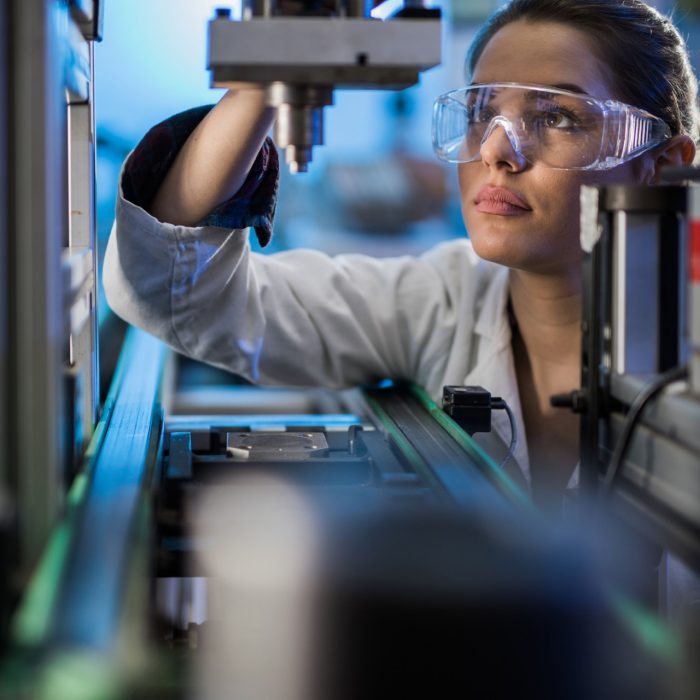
[207,0,441,172]
[0,0,103,604]
[575,183,700,568]
[1,1,699,698]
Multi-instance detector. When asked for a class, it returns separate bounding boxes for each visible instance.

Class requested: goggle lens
[432,84,670,170]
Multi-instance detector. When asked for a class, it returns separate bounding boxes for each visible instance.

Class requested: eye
[466,104,496,125]
[537,108,580,129]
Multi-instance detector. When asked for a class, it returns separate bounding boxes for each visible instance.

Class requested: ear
[648,135,696,183]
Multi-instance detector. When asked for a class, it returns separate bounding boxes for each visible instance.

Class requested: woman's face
[459,20,643,276]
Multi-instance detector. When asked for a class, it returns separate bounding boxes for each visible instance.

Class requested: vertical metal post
[0,0,9,500]
[9,0,67,569]
[579,192,609,495]
[658,211,681,371]
[67,36,99,455]
[0,0,11,644]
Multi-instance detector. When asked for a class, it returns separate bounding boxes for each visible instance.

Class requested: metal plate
[226,431,330,460]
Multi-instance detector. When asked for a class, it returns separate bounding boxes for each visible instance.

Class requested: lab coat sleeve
[103,187,462,389]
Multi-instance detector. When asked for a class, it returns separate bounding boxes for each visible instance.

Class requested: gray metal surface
[612,213,660,373]
[0,0,8,505]
[609,413,700,530]
[208,18,441,71]
[10,0,68,568]
[609,372,700,455]
[67,38,99,451]
[226,431,330,460]
[211,65,428,87]
[208,13,440,171]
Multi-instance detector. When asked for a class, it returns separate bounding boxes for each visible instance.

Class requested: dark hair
[467,0,700,141]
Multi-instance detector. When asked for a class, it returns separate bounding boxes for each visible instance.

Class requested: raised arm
[149,89,275,226]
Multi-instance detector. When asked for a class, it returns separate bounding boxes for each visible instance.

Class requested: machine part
[70,0,104,40]
[606,186,685,374]
[580,183,700,566]
[226,431,331,460]
[602,366,688,495]
[168,432,194,480]
[10,0,71,569]
[364,383,529,511]
[441,386,517,470]
[347,424,364,456]
[690,186,700,395]
[442,385,492,435]
[49,330,167,648]
[267,83,333,173]
[207,6,441,171]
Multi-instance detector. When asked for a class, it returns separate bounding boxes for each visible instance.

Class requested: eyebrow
[471,81,590,96]
[551,83,589,95]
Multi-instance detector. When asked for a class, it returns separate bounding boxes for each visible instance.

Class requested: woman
[104,0,698,508]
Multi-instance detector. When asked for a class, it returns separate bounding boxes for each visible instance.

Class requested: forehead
[472,20,615,101]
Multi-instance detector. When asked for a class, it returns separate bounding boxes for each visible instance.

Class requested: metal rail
[3,328,168,700]
[362,383,532,511]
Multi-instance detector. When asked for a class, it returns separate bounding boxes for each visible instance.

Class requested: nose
[479,116,528,172]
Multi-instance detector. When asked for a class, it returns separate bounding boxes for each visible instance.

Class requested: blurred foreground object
[195,482,665,700]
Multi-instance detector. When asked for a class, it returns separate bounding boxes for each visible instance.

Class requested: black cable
[491,397,517,470]
[602,365,688,495]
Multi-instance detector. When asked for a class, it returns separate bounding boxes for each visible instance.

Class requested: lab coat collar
[464,266,532,486]
[465,263,581,493]
[473,265,513,349]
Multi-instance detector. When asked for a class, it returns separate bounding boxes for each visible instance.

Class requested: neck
[508,268,582,365]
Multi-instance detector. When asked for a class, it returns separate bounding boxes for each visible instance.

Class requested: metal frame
[2,329,168,698]
[66,29,100,468]
[580,184,700,567]
[0,0,11,647]
[9,0,69,571]
[362,383,532,511]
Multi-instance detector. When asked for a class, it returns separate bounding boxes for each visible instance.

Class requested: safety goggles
[432,82,672,170]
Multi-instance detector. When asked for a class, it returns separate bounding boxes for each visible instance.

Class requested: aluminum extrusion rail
[362,383,532,511]
[50,328,167,647]
[3,328,168,700]
[604,372,700,568]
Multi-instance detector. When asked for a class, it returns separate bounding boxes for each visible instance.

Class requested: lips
[475,185,532,215]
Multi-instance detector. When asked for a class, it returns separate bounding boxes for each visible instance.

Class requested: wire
[491,397,518,470]
[602,365,688,495]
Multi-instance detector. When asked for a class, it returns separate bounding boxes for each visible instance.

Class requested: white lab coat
[106,179,582,492]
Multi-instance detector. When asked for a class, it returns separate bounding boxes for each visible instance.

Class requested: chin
[466,211,582,274]
[469,229,581,275]
[469,234,530,268]
[466,215,531,264]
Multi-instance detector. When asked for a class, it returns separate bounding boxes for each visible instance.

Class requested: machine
[207,0,441,172]
[567,182,700,569]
